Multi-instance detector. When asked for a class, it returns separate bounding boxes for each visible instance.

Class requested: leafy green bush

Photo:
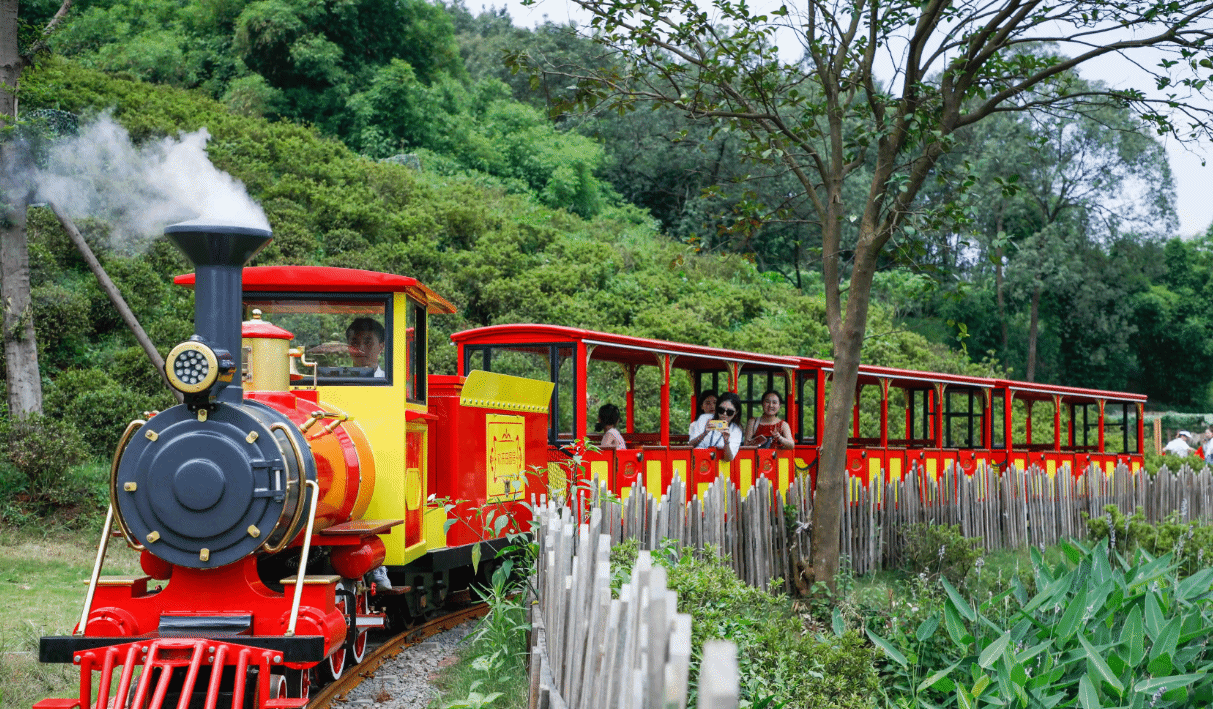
[871,540,1213,708]
[44,369,173,457]
[0,413,88,490]
[901,523,983,587]
[30,282,93,368]
[646,546,878,709]
[1086,504,1213,576]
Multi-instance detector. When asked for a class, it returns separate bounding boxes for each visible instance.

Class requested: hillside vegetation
[7,59,991,481]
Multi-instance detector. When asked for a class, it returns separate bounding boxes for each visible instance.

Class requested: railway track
[306,602,490,709]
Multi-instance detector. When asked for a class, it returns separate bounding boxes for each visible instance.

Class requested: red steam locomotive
[35,222,552,709]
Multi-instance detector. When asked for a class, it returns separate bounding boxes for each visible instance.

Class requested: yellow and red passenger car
[452,325,1146,501]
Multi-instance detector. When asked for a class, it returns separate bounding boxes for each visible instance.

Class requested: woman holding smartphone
[696,391,744,461]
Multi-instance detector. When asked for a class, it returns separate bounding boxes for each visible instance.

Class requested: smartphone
[707,419,727,431]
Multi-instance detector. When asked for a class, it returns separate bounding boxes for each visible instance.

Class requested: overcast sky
[489,0,1213,238]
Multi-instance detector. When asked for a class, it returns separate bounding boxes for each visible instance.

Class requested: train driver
[346,317,386,377]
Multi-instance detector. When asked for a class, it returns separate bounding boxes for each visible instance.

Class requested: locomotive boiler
[35,221,553,709]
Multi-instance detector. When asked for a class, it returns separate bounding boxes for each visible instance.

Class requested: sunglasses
[716,407,736,416]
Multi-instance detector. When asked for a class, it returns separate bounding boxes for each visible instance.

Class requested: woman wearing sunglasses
[695,391,744,461]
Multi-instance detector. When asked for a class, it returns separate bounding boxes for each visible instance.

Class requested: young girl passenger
[596,403,626,449]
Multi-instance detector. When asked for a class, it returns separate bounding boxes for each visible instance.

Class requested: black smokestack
[165,220,272,402]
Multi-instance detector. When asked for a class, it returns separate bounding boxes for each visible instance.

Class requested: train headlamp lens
[166,342,220,393]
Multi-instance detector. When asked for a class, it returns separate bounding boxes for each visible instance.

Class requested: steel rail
[306,603,490,709]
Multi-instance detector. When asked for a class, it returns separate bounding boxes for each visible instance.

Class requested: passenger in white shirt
[696,392,743,461]
[1163,430,1194,458]
[688,390,718,447]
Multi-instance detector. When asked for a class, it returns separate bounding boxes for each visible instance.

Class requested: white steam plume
[34,115,270,251]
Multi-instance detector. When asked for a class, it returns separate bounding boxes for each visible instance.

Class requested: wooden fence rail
[528,502,739,709]
[526,461,1213,705]
[573,462,1213,593]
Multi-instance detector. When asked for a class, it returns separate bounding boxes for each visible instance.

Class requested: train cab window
[406,298,426,403]
[464,343,577,444]
[244,296,391,385]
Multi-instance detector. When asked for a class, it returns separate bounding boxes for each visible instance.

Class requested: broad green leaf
[1150,618,1180,662]
[1163,686,1189,703]
[942,577,976,622]
[1178,568,1213,601]
[1120,605,1145,667]
[1080,634,1124,695]
[917,661,962,693]
[1086,578,1115,619]
[1024,574,1072,613]
[1056,586,1088,641]
[1092,545,1114,583]
[1134,673,1206,694]
[1016,639,1053,665]
[831,607,845,637]
[972,674,991,697]
[471,540,482,573]
[917,613,941,642]
[957,686,974,709]
[979,631,1012,669]
[1079,675,1102,709]
[1179,612,1208,644]
[1145,592,1164,641]
[945,602,971,648]
[1031,546,1046,574]
[1147,652,1173,676]
[866,630,908,667]
[1127,554,1171,591]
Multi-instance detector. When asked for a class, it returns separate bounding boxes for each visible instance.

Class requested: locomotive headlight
[166,341,220,393]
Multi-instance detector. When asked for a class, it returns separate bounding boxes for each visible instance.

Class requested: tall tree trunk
[994,210,1008,370]
[811,235,881,592]
[1,188,42,417]
[1026,282,1041,382]
[0,0,42,418]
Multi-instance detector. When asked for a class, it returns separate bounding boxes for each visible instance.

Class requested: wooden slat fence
[529,502,739,709]
[566,462,1213,593]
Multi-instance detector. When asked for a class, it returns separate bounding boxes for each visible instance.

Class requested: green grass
[428,562,531,709]
[0,525,142,709]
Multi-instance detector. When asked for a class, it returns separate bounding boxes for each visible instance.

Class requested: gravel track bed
[339,620,477,708]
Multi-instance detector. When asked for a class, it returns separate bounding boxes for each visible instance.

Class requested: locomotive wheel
[349,591,370,664]
[324,644,348,681]
[323,591,351,681]
[268,673,286,700]
[283,668,310,699]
